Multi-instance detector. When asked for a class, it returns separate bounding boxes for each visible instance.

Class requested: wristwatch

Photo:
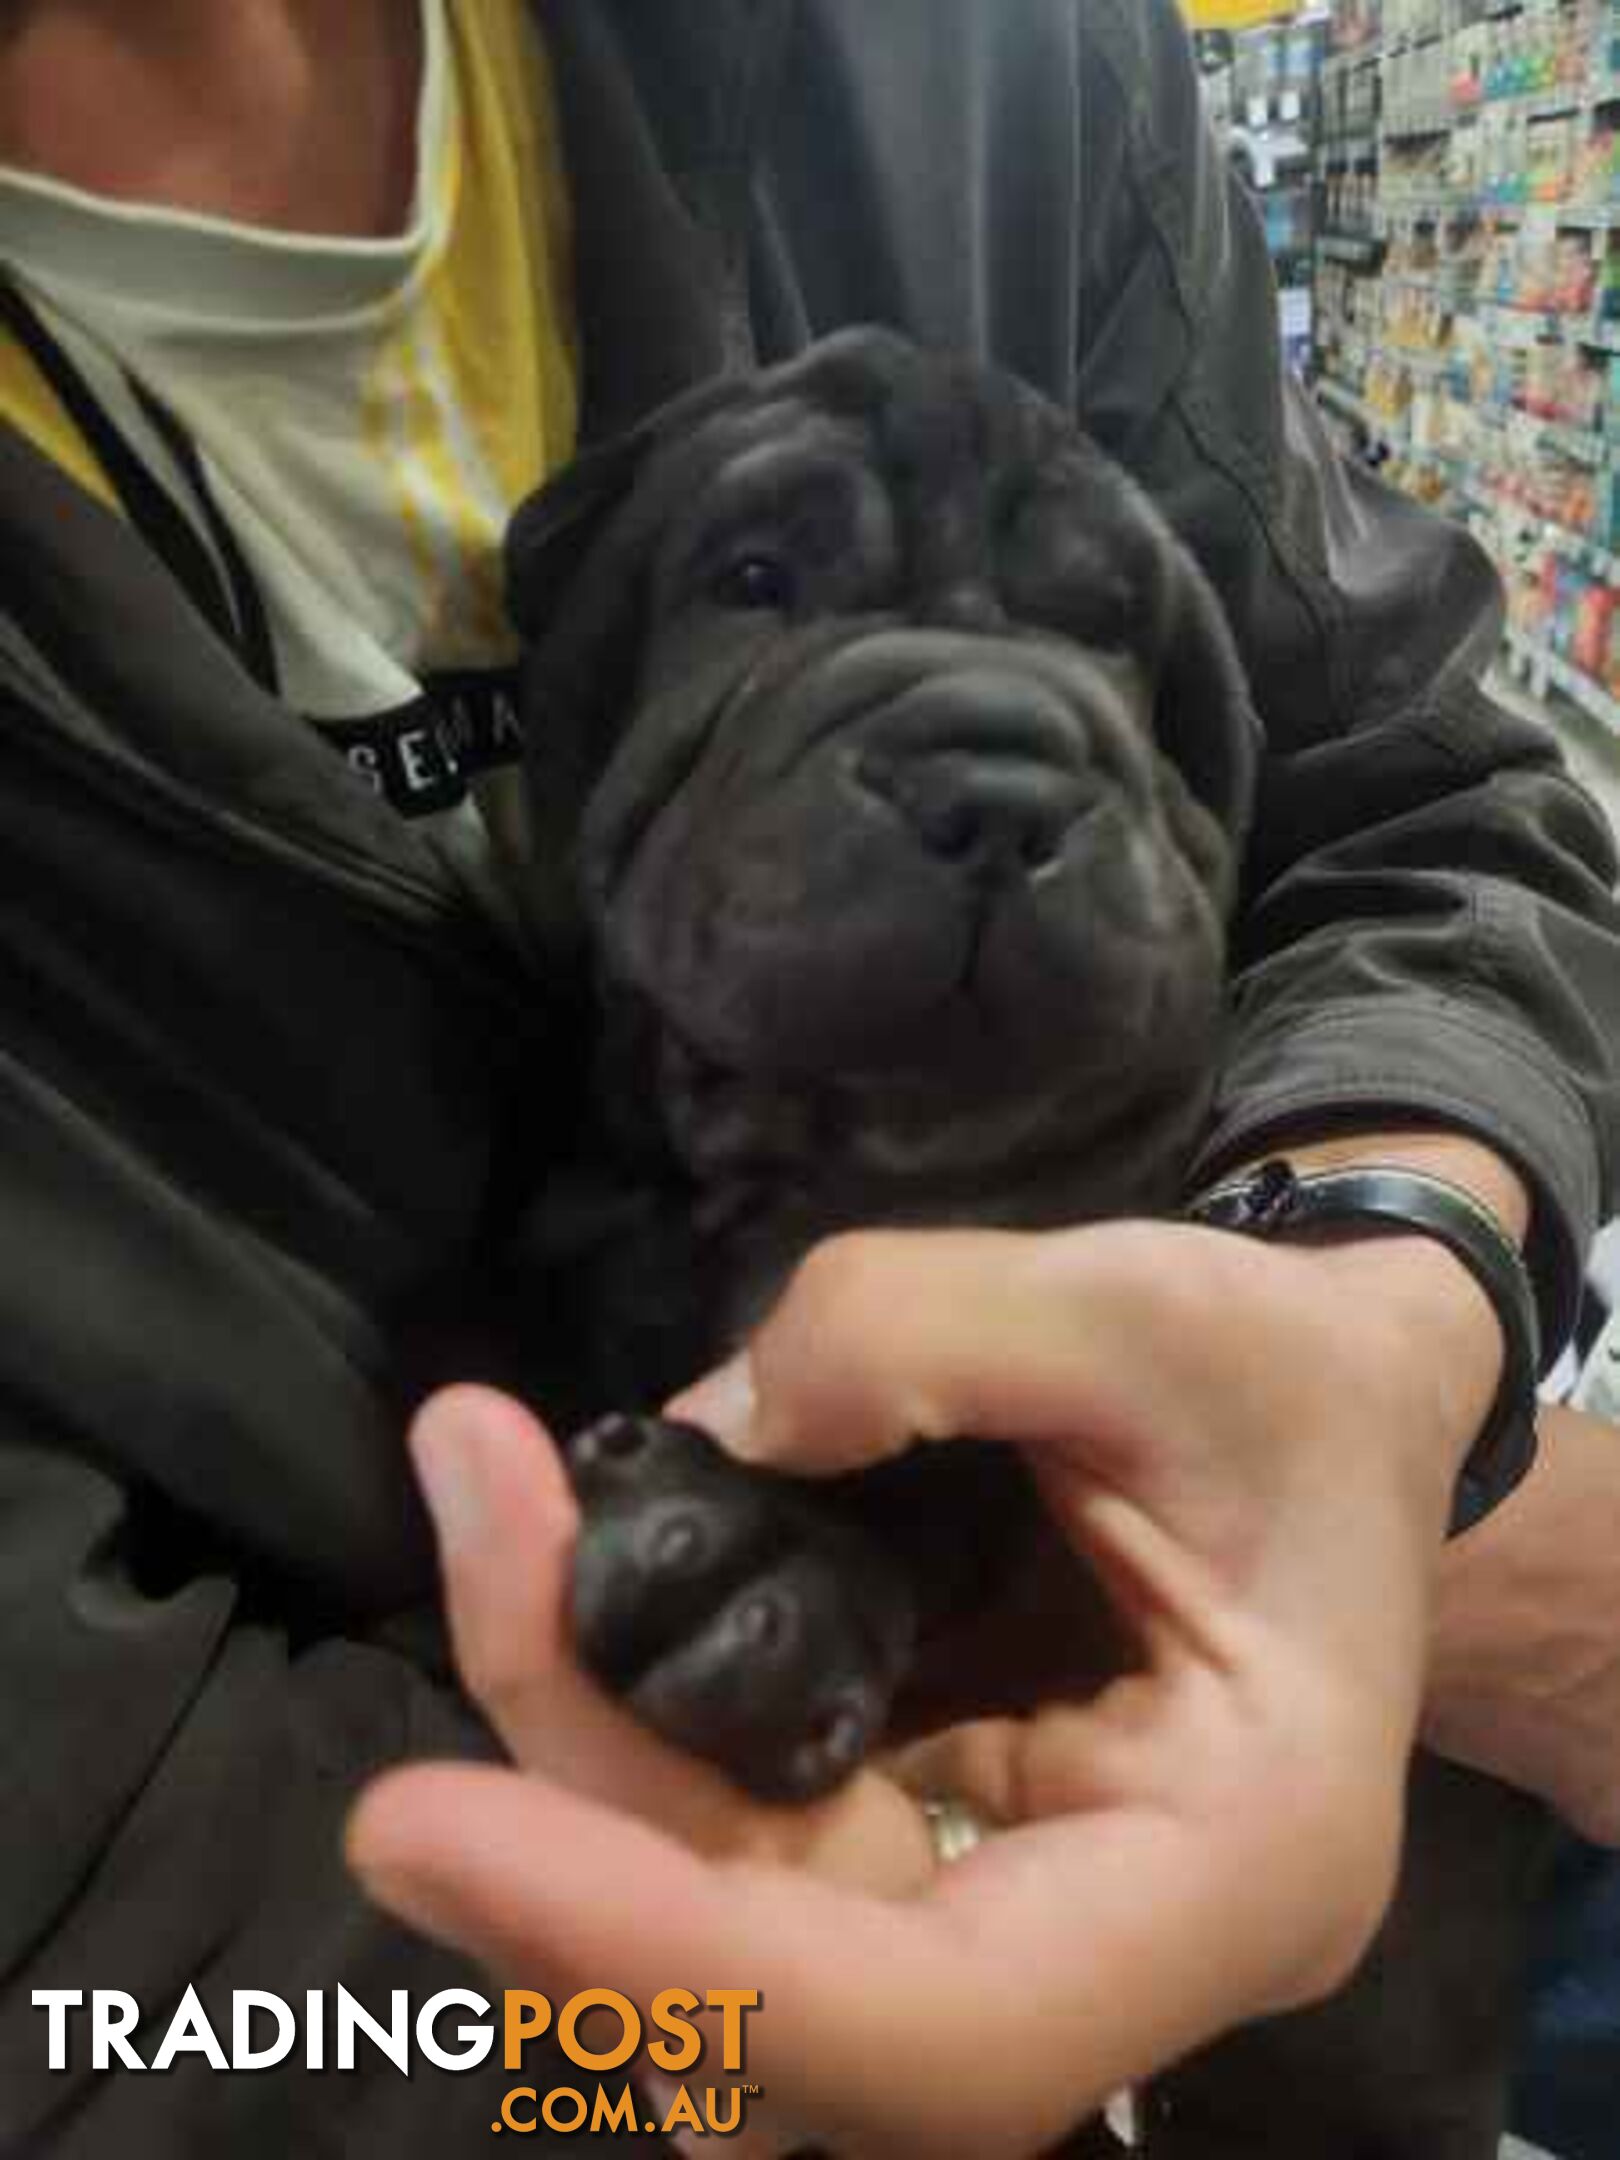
[1185,1158,1541,1535]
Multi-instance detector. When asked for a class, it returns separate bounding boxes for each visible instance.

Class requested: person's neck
[0,0,421,237]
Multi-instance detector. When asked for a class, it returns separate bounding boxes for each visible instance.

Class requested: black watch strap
[1185,1159,1540,1536]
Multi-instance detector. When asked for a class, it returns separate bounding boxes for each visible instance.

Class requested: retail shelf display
[1311,0,1620,736]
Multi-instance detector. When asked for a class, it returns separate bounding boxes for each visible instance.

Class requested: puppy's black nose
[856,744,1091,872]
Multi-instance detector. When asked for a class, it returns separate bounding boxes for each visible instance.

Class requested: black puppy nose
[856,743,1092,871]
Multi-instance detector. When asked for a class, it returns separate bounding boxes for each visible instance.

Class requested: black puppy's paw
[565,1416,917,1802]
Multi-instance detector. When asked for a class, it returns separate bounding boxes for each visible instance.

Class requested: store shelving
[1506,626,1620,730]
[1311,0,1620,735]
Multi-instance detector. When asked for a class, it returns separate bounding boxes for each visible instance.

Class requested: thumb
[406,1384,581,1721]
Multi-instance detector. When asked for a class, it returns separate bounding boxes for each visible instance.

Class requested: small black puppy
[502,331,1547,2159]
[504,328,1254,1795]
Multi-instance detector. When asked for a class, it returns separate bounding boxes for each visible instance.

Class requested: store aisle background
[1194,0,1620,833]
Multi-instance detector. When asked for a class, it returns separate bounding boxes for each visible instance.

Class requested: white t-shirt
[0,0,578,823]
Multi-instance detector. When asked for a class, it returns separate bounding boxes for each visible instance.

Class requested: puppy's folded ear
[501,376,747,958]
[505,372,745,640]
[504,424,656,641]
[1155,546,1263,857]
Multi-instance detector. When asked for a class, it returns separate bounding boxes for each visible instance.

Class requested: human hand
[1425,1401,1620,1846]
[348,1211,1471,2157]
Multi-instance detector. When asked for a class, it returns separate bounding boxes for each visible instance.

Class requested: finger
[345,1760,1062,2153]
[347,1755,1276,2155]
[885,1685,1197,1827]
[349,1768,841,2157]
[347,1764,950,2090]
[884,1716,1039,1827]
[409,1383,628,1761]
[408,1385,578,1684]
[667,1224,1177,1481]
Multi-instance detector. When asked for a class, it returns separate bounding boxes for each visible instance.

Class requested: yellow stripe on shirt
[361,0,579,668]
[434,0,577,523]
[0,324,119,510]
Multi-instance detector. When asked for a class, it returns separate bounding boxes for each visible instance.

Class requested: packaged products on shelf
[1317,0,1620,732]
[1573,577,1617,677]
[1512,548,1620,690]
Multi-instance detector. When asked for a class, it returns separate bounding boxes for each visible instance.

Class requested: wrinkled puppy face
[510,332,1259,1218]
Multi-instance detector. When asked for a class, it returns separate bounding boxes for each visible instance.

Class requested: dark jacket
[1,3,1616,2153]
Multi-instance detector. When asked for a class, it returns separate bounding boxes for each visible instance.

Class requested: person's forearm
[1425,1402,1620,1845]
[1224,1135,1620,1847]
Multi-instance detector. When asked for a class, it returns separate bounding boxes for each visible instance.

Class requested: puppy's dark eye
[711,554,797,611]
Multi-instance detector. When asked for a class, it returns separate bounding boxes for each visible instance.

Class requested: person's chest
[0,0,423,241]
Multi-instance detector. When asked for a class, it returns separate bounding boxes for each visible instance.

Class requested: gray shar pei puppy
[500,330,1550,2160]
